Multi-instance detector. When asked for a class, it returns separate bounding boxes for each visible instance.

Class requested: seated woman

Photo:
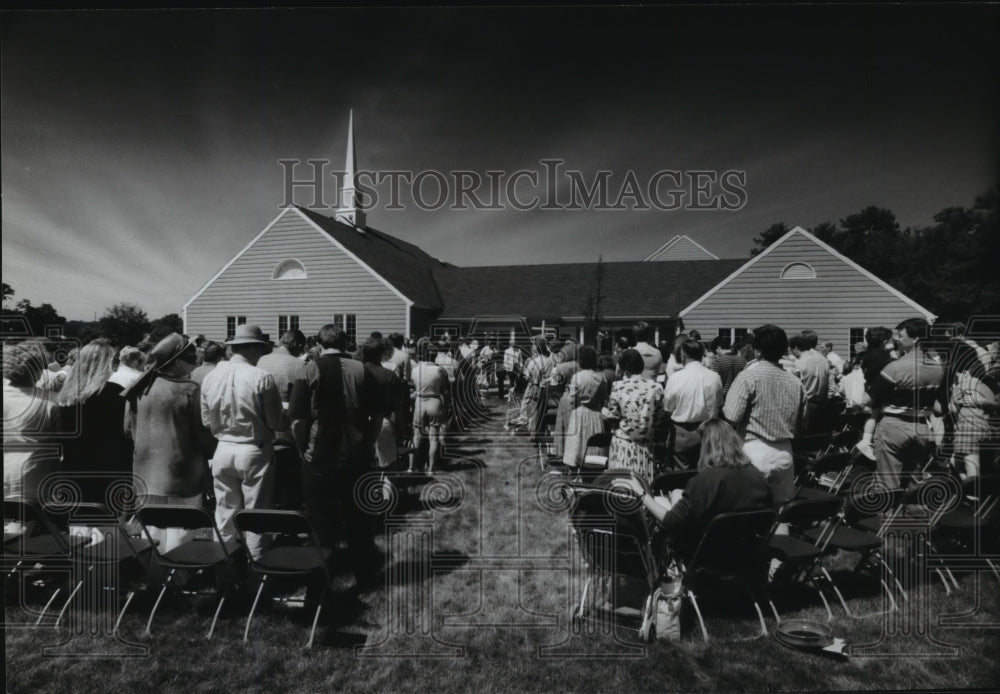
[620,418,772,562]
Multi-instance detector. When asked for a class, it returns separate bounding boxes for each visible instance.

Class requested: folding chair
[573,432,612,483]
[764,496,844,621]
[672,508,777,642]
[3,497,90,627]
[796,452,865,499]
[233,510,334,649]
[797,485,907,618]
[650,469,698,496]
[134,504,239,639]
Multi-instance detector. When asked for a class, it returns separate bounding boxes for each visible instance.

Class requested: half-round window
[780,262,816,280]
[273,259,307,280]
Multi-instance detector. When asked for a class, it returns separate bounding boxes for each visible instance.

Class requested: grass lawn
[6,396,1000,693]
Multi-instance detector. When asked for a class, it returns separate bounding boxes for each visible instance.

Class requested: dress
[551,360,580,456]
[519,354,554,434]
[562,370,609,467]
[602,374,665,481]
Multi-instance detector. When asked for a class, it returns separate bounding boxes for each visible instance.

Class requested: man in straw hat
[200,324,287,559]
[124,333,215,552]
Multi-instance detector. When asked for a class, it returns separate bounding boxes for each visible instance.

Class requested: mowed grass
[6,397,1000,693]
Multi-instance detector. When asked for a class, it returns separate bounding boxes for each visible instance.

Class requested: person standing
[723,325,808,505]
[200,325,286,559]
[709,336,746,398]
[190,341,226,387]
[869,318,946,489]
[108,345,147,391]
[562,346,610,468]
[663,339,723,469]
[289,324,380,590]
[499,339,523,399]
[631,322,663,381]
[603,348,666,482]
[125,334,215,552]
[256,329,307,509]
[361,337,408,468]
[790,331,831,434]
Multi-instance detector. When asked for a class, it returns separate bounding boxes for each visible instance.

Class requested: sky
[2,5,998,321]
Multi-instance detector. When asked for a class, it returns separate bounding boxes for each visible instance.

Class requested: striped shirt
[794,349,830,403]
[723,360,808,443]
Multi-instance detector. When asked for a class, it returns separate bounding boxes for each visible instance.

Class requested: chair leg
[821,566,897,619]
[113,590,135,635]
[145,569,174,636]
[7,560,23,580]
[54,579,84,628]
[934,568,953,595]
[987,559,1000,584]
[243,574,267,643]
[576,576,591,619]
[306,603,323,650]
[687,589,709,642]
[207,595,226,640]
[33,587,62,627]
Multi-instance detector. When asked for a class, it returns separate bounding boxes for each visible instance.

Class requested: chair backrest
[808,452,854,476]
[135,504,217,531]
[844,485,903,522]
[901,477,963,524]
[686,508,777,577]
[778,496,843,527]
[4,497,68,547]
[651,469,698,495]
[570,490,653,579]
[233,510,320,543]
[584,432,612,449]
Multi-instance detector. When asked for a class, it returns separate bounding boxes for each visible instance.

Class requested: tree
[98,303,150,347]
[149,313,184,341]
[12,298,67,338]
[750,222,789,256]
[2,282,13,308]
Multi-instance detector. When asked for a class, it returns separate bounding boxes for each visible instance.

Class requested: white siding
[185,212,407,341]
[682,233,927,355]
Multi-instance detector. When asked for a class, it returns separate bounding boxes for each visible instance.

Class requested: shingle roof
[433,259,746,321]
[296,207,446,309]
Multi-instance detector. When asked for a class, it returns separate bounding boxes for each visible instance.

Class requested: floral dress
[602,374,665,481]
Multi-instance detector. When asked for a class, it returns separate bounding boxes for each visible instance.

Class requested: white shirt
[826,351,845,374]
[108,364,145,391]
[662,360,723,424]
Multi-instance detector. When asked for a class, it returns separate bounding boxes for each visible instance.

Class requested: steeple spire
[336,109,366,230]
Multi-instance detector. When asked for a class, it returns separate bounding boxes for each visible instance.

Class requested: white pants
[743,438,795,504]
[211,441,274,559]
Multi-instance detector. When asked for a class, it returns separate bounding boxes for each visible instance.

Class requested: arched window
[273,259,307,280]
[780,262,816,280]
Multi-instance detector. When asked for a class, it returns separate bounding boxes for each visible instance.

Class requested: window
[273,259,307,280]
[849,327,866,358]
[225,315,246,341]
[780,262,816,280]
[716,328,750,347]
[333,313,357,345]
[277,315,299,337]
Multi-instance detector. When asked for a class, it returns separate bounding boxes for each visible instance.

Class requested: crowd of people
[3,316,999,594]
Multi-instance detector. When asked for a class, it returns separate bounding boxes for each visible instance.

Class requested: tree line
[751,187,1000,322]
[1,286,183,348]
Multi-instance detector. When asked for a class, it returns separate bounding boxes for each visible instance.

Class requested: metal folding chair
[673,508,778,642]
[134,504,239,639]
[233,510,335,649]
[3,497,89,627]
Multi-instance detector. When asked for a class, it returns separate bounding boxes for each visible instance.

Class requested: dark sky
[3,6,998,320]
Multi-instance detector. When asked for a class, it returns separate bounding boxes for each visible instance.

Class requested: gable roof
[678,226,937,320]
[295,206,446,309]
[433,259,745,321]
[644,234,719,261]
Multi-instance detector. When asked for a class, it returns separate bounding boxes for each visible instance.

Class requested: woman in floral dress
[602,348,665,481]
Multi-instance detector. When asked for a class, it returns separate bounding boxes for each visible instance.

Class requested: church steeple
[335,110,366,230]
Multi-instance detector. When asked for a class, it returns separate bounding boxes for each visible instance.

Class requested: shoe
[854,441,876,461]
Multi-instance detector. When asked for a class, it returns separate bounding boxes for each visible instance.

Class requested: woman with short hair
[602,348,665,481]
[516,336,554,435]
[562,346,610,468]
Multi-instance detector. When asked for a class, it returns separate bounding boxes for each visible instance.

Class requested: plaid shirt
[723,360,808,443]
[256,346,306,402]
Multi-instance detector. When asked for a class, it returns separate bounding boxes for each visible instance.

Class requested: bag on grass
[654,580,682,642]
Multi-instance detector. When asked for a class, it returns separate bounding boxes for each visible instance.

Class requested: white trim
[184,207,293,310]
[271,258,308,280]
[292,207,414,306]
[779,261,816,280]
[679,226,937,321]
[644,234,719,261]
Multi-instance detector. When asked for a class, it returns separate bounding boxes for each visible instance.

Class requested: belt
[884,412,930,423]
[672,420,702,431]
